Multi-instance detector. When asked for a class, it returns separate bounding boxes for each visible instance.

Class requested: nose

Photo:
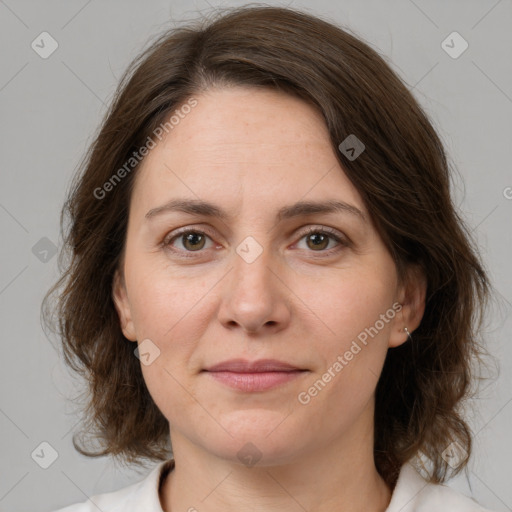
[216,245,291,335]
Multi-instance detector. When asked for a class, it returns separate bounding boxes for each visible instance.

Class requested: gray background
[0,0,511,511]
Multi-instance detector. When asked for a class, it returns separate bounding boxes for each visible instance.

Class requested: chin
[201,410,307,467]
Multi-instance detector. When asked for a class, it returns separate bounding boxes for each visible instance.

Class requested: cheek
[126,255,213,337]
[296,262,397,345]
[294,259,398,397]
[130,270,212,421]
[126,258,220,378]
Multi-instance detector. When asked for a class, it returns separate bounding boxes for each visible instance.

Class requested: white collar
[80,459,490,512]
[385,462,491,511]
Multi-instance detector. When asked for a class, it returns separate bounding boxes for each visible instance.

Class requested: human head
[43,5,490,488]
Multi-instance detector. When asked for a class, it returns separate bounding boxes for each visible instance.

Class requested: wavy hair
[42,4,492,488]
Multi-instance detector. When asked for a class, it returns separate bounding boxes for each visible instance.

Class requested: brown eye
[305,232,330,251]
[295,227,346,254]
[181,232,206,251]
[164,229,214,253]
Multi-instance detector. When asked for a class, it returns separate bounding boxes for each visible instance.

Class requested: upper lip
[204,359,303,372]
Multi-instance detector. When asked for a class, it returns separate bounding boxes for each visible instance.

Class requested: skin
[113,86,426,512]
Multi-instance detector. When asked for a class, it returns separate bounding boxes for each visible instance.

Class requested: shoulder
[49,460,173,512]
[50,482,137,512]
[387,463,494,512]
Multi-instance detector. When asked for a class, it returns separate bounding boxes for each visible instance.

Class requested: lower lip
[205,370,306,392]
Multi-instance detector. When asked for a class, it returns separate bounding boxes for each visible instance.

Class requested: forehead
[131,86,365,215]
[174,86,330,143]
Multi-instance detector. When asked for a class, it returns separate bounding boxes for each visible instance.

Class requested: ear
[112,269,137,342]
[388,263,427,348]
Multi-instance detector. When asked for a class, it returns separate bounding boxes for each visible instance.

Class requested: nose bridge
[216,231,290,332]
[231,234,276,301]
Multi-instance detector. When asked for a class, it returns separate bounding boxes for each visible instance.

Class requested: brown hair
[43,4,492,487]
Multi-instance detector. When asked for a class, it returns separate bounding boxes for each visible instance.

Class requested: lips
[202,359,308,392]
[204,358,302,373]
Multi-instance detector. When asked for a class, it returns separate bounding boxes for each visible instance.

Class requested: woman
[44,5,494,511]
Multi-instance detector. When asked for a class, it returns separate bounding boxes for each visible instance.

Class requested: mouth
[202,359,309,392]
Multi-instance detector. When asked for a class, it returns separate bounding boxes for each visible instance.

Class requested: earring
[404,326,413,341]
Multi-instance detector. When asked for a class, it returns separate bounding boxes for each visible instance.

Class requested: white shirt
[50,459,493,511]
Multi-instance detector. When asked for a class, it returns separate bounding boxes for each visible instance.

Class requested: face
[113,86,425,466]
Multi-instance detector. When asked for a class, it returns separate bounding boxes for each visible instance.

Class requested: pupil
[185,233,204,250]
[309,233,327,249]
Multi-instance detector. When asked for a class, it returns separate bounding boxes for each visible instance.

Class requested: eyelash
[162,225,348,259]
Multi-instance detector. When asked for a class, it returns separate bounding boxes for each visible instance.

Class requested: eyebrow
[145,198,366,223]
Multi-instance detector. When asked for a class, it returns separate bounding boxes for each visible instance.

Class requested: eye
[294,226,347,253]
[162,226,348,258]
[163,229,215,254]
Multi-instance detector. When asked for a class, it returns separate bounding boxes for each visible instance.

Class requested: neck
[160,422,392,512]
